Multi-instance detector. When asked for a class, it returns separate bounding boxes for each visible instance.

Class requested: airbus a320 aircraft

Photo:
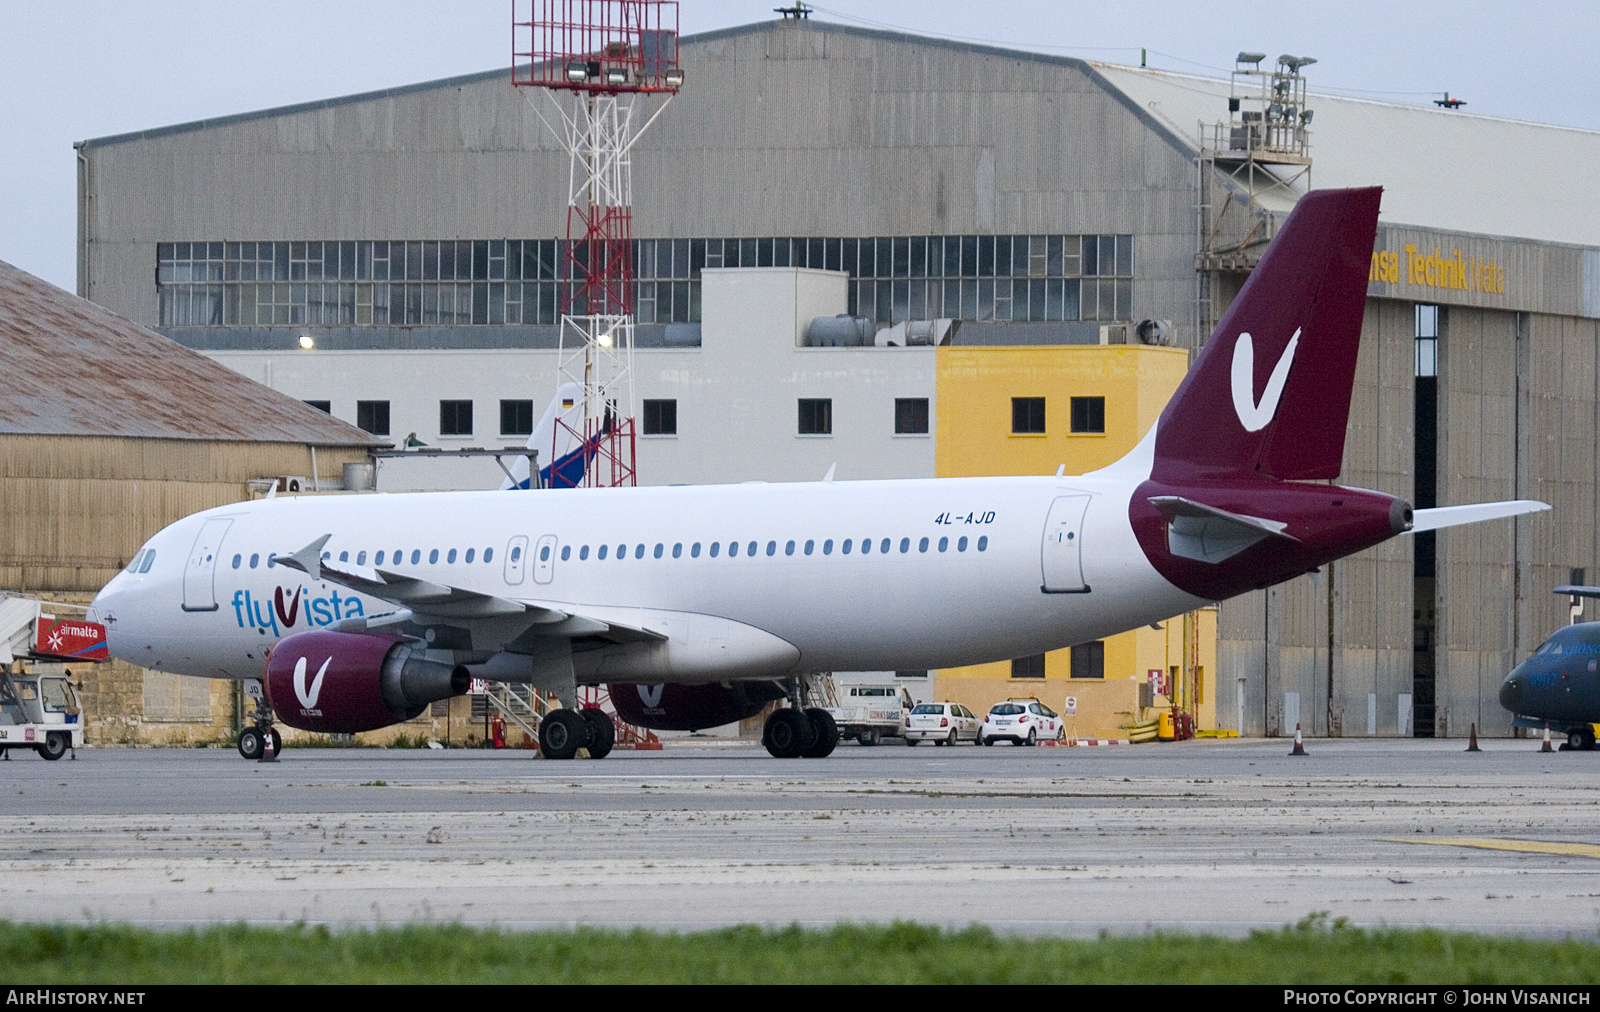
[90,187,1548,760]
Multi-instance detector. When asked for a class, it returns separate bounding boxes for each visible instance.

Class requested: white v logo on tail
[1230,329,1301,433]
[294,655,331,709]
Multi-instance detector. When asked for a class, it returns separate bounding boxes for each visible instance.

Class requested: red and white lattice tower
[513,1,682,487]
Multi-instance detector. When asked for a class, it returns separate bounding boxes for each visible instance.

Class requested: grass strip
[4,917,1599,984]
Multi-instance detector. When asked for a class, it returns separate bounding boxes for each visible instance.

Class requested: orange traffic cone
[1289,722,1307,756]
[1466,723,1481,752]
[260,728,279,763]
[1541,722,1554,753]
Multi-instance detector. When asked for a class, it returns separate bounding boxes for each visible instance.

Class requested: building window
[1011,654,1046,679]
[1070,396,1105,434]
[500,399,534,437]
[1070,641,1105,679]
[1012,397,1045,434]
[798,398,832,435]
[643,398,677,435]
[157,234,1132,329]
[439,400,473,436]
[303,400,331,414]
[1415,304,1439,378]
[895,670,929,678]
[356,400,390,435]
[895,397,929,434]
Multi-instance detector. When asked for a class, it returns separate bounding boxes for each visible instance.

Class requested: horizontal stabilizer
[1405,500,1550,533]
[1149,495,1297,564]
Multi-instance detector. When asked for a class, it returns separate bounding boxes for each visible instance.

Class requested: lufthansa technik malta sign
[1369,245,1507,295]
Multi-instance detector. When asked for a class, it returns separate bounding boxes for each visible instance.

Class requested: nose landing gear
[236,681,281,760]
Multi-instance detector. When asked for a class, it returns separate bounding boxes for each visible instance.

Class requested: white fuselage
[91,449,1203,684]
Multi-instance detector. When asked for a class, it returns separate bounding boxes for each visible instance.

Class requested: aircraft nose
[1499,672,1522,711]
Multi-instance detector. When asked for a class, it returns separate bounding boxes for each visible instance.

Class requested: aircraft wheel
[539,709,590,760]
[801,708,838,758]
[237,727,265,760]
[582,708,615,759]
[857,728,879,747]
[1568,727,1596,751]
[37,733,68,761]
[763,708,814,759]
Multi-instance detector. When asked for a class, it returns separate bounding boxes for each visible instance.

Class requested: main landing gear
[538,707,616,761]
[762,707,839,759]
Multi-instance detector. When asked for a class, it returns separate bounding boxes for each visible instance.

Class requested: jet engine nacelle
[264,630,468,733]
[608,680,788,731]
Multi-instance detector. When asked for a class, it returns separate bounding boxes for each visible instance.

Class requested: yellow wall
[932,343,1217,737]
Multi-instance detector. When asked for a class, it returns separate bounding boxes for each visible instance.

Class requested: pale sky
[2,0,1594,292]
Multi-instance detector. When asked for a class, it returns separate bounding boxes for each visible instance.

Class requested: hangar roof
[77,18,1600,248]
[0,258,383,446]
[1094,64,1600,247]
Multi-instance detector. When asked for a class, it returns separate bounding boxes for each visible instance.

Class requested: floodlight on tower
[512,1,683,488]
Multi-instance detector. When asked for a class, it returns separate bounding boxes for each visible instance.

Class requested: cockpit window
[138,551,156,574]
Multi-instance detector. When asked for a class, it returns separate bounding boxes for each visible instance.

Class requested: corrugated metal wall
[0,435,369,591]
[80,22,1206,348]
[1221,301,1590,737]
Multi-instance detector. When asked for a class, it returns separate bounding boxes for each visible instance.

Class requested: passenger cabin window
[1012,397,1046,434]
[1070,396,1105,434]
[231,554,241,569]
[643,399,678,435]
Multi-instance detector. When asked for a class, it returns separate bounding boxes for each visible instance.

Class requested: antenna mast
[513,1,683,487]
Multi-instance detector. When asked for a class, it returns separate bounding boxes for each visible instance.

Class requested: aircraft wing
[1405,500,1550,533]
[269,535,664,645]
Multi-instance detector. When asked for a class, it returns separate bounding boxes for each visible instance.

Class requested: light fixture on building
[664,68,685,87]
[597,333,613,348]
[1236,51,1266,67]
[565,62,589,82]
[605,66,628,85]
[298,334,315,350]
[1279,55,1317,71]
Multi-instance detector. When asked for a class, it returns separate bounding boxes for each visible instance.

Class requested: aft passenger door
[182,517,234,612]
[532,535,558,585]
[1041,494,1091,594]
[504,535,529,586]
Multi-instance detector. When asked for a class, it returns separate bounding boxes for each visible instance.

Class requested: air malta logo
[1230,328,1301,433]
[637,684,666,714]
[293,655,331,716]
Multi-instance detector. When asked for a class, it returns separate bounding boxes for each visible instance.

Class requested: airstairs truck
[0,596,105,759]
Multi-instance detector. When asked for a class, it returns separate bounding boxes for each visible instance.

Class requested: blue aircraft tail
[500,382,592,490]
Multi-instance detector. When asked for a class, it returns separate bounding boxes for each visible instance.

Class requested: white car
[979,700,1064,746]
[903,702,981,745]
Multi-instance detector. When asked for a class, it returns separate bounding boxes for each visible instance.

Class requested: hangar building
[72,16,1600,738]
[0,257,381,743]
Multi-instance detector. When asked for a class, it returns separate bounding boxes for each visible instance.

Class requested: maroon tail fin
[1153,187,1381,483]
